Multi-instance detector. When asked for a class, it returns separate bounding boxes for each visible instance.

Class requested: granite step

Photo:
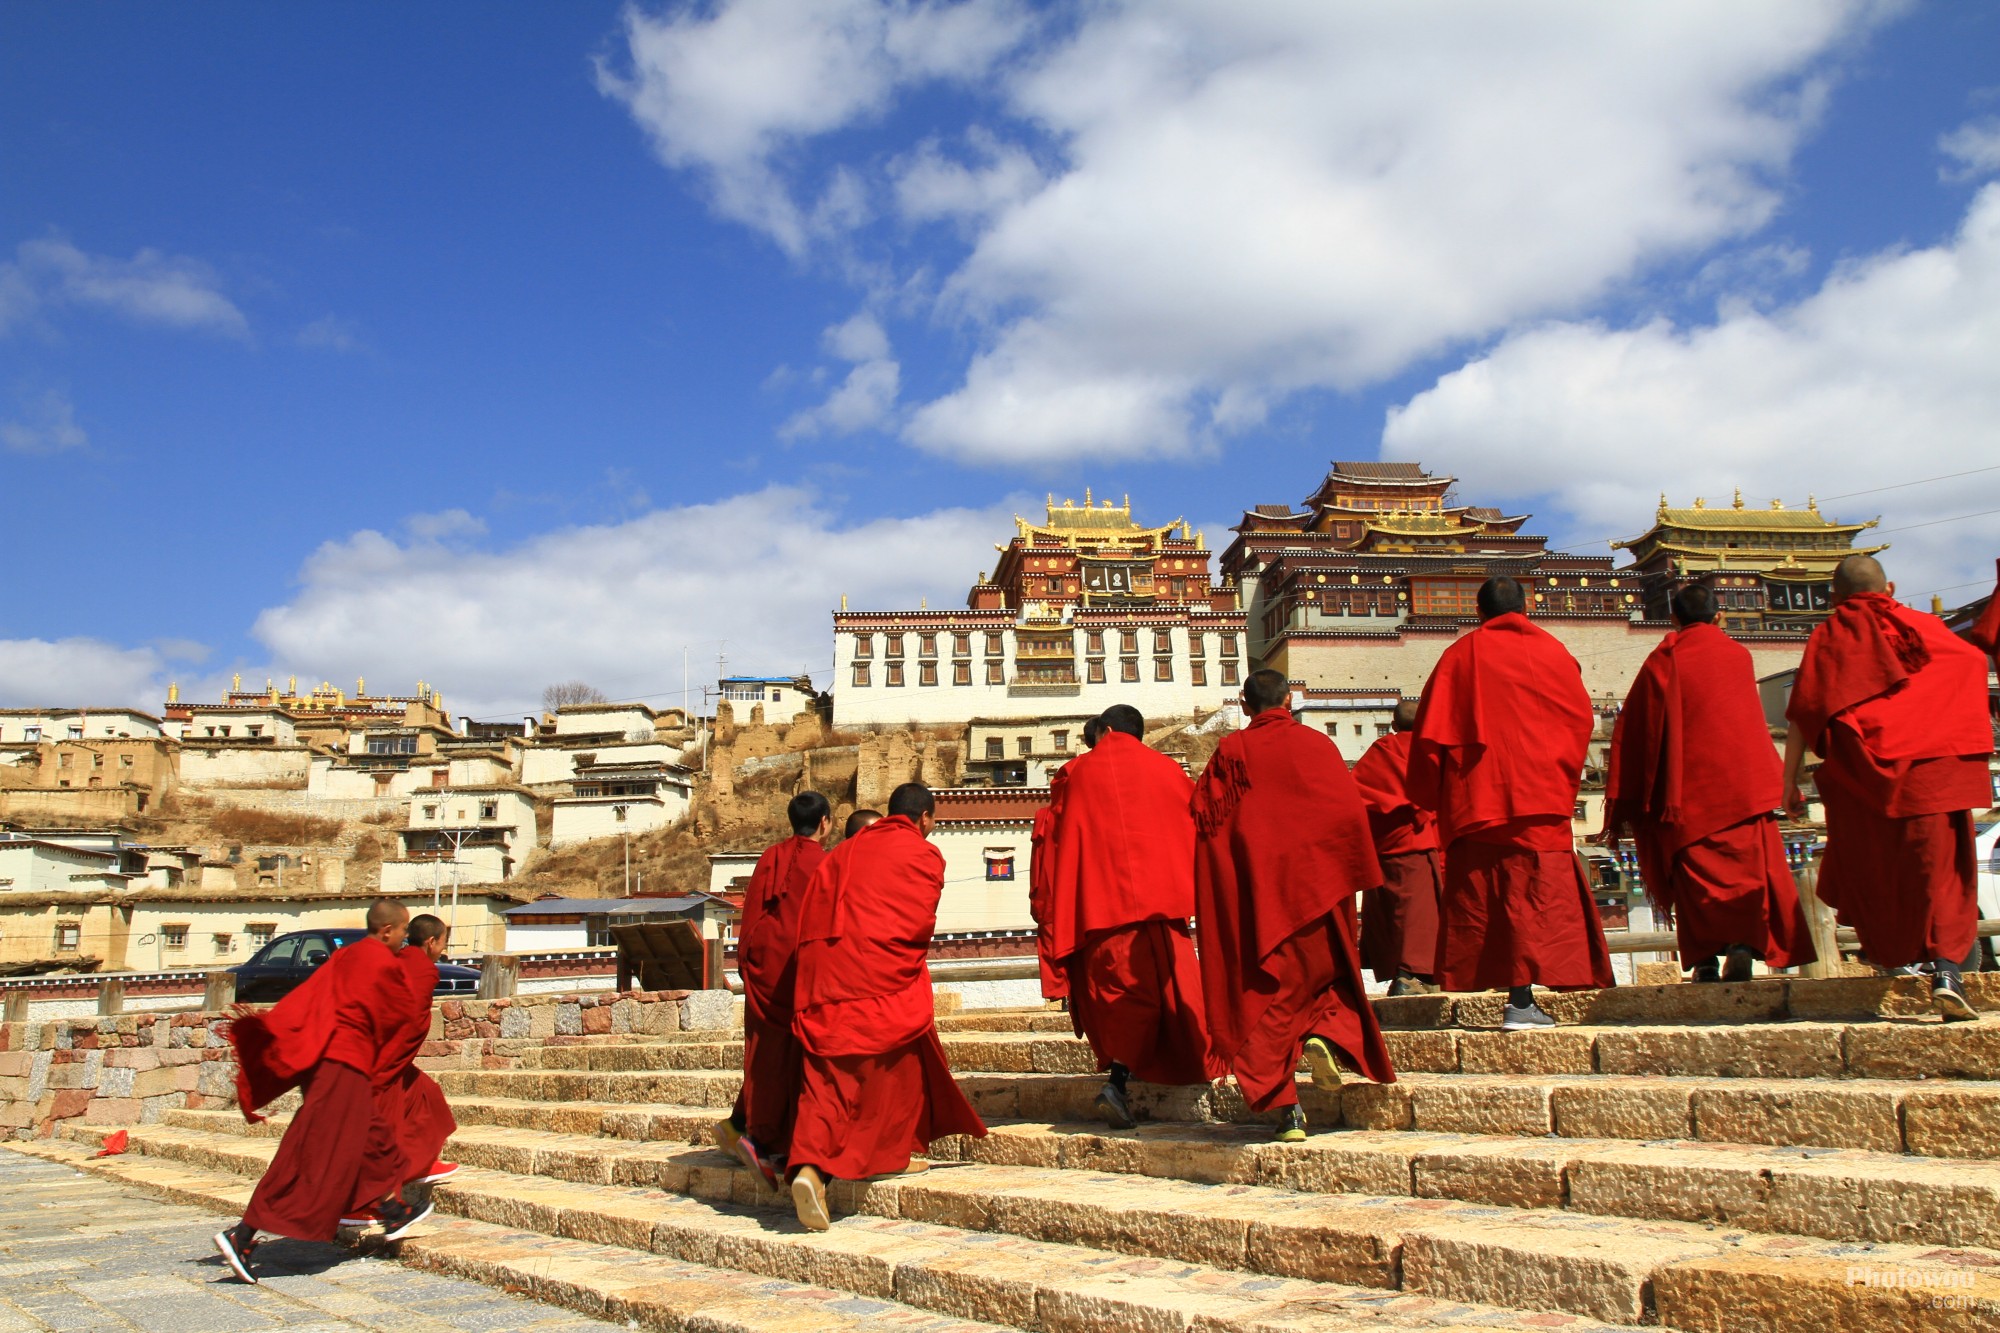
[54,1121,2000,1330]
[0,1138,1025,1333]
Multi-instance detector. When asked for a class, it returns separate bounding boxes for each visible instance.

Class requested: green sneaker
[1274,1105,1307,1143]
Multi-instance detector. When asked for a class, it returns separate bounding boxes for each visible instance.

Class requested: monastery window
[247,725,262,738]
[953,633,970,657]
[852,663,871,687]
[953,662,971,686]
[120,754,133,768]
[886,663,905,687]
[1053,730,1069,752]
[58,752,71,769]
[919,662,938,687]
[1171,577,1186,598]
[1121,659,1140,684]
[1153,630,1172,654]
[1120,631,1138,654]
[1087,659,1106,684]
[1219,634,1238,657]
[423,804,439,821]
[854,635,873,658]
[1191,662,1207,687]
[91,752,104,768]
[1018,737,1032,757]
[885,634,905,659]
[54,921,80,952]
[1154,658,1173,682]
[22,726,39,742]
[987,662,1005,685]
[162,924,188,953]
[1221,662,1240,687]
[1376,723,1392,737]
[1324,723,1339,738]
[480,801,498,821]
[247,924,275,950]
[66,725,82,739]
[212,933,232,957]
[1087,631,1104,653]
[985,632,1005,655]
[920,634,937,657]
[1188,632,1204,655]
[986,738,1005,760]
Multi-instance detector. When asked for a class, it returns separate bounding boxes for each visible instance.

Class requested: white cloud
[2,237,247,337]
[0,638,164,710]
[403,509,489,542]
[782,310,901,435]
[1382,181,2000,603]
[297,314,365,352]
[1,388,88,455]
[892,127,1044,224]
[1941,116,2000,182]
[249,487,1018,718]
[823,309,890,362]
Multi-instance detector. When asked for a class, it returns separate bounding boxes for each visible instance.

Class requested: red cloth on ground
[1064,920,1213,1084]
[1631,815,1814,969]
[1787,593,1993,968]
[732,834,826,1151]
[1028,775,1070,1000]
[229,935,403,1121]
[1360,851,1443,983]
[788,815,986,1180]
[1407,612,1594,844]
[1192,708,1391,1100]
[372,947,455,1192]
[242,1060,402,1242]
[1353,731,1441,857]
[1437,819,1616,992]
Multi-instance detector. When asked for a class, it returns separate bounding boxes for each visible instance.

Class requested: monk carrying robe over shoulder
[1783,554,1994,1019]
[213,900,424,1283]
[1192,670,1395,1142]
[1604,585,1814,982]
[1408,576,1614,1029]
[1352,700,1443,996]
[785,782,987,1230]
[1047,704,1213,1129]
[716,790,830,1185]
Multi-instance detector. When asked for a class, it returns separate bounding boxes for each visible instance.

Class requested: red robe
[228,935,406,1240]
[1962,558,2000,666]
[1352,730,1443,983]
[730,833,825,1151]
[1191,709,1394,1112]
[1027,769,1070,1001]
[1788,592,1994,967]
[788,815,985,1180]
[1607,622,1814,970]
[373,946,456,1193]
[1409,612,1615,992]
[1046,732,1212,1085]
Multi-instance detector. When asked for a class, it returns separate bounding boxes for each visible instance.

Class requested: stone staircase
[12,978,2000,1332]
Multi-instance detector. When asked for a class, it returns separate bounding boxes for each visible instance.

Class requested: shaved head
[365,898,410,950]
[1476,576,1527,621]
[844,808,881,838]
[1392,700,1420,732]
[1833,554,1887,599]
[1241,668,1291,716]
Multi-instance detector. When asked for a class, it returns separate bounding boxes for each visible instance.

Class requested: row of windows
[853,630,1239,659]
[853,659,1242,688]
[55,752,137,769]
[49,922,275,954]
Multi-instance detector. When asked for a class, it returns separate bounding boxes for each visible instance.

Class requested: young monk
[1047,704,1212,1129]
[1604,585,1814,981]
[785,783,986,1230]
[214,900,420,1282]
[345,912,459,1227]
[842,808,882,838]
[716,791,831,1184]
[1408,576,1614,1029]
[1784,554,1994,1018]
[1027,718,1104,1008]
[1192,670,1395,1142]
[1352,700,1443,996]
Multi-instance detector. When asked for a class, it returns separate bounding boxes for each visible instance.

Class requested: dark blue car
[228,928,480,1004]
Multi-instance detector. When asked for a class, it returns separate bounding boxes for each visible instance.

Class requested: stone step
[0,1138,1025,1333]
[57,1120,2000,1330]
[1376,974,2000,1031]
[160,1104,2000,1252]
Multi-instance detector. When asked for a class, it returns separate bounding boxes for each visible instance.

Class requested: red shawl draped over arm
[1787,593,1993,765]
[736,835,827,1020]
[1028,771,1069,999]
[1353,730,1438,857]
[1608,623,1781,852]
[1045,731,1197,963]
[791,815,945,1058]
[229,936,400,1122]
[374,948,436,1086]
[1407,612,1593,845]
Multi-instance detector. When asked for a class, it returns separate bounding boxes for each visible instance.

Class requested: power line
[1873,507,2000,537]
[1817,464,2000,504]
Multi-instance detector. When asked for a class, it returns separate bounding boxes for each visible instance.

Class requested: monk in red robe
[1784,555,1994,1018]
[214,900,422,1283]
[1960,557,2000,669]
[1353,700,1442,995]
[1408,576,1614,1029]
[1192,670,1395,1142]
[1603,585,1814,982]
[1028,718,1103,1007]
[786,783,987,1230]
[1047,704,1212,1129]
[716,791,830,1185]
[365,913,459,1206]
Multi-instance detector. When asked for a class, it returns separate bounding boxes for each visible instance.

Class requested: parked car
[1977,816,1999,970]
[228,928,480,1004]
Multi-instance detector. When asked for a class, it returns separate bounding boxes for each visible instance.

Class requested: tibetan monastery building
[832,492,1248,726]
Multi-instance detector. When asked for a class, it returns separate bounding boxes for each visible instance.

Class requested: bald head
[1392,699,1420,732]
[844,808,881,838]
[1833,554,1888,600]
[365,898,410,949]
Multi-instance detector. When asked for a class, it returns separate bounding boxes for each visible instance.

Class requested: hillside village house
[0,708,164,742]
[519,702,690,788]
[378,786,538,893]
[550,756,695,846]
[715,676,820,721]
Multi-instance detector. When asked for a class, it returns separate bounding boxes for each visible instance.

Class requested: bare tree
[542,681,608,710]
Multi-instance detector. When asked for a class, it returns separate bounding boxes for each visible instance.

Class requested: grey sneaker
[1501,1001,1558,1031]
[1094,1079,1137,1130]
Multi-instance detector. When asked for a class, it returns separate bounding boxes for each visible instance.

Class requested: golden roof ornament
[167,682,179,703]
[1657,492,1668,518]
[1770,498,1784,510]
[357,676,365,695]
[288,675,297,694]
[1733,488,1744,510]
[232,671,242,692]
[1693,496,1706,509]
[1808,494,1820,512]
[840,593,848,610]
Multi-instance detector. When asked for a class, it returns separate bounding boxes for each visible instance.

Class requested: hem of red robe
[1639,816,1815,971]
[1436,838,1615,992]
[381,1067,456,1194]
[1816,794,1979,969]
[243,1060,401,1242]
[734,1004,804,1152]
[1360,850,1443,983]
[1064,920,1214,1085]
[1224,913,1396,1114]
[787,1029,987,1182]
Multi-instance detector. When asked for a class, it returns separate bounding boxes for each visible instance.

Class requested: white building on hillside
[549,758,694,847]
[378,786,539,892]
[0,709,164,743]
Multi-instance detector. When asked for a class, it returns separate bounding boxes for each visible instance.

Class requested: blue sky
[4,1,1998,717]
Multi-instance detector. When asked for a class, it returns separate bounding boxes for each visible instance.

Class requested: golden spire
[1693,496,1706,509]
[1733,488,1744,510]
[1808,493,1820,512]
[1657,492,1668,518]
[356,676,365,696]
[167,682,179,704]
[1085,485,1093,506]
[231,671,242,692]
[1932,593,1946,614]
[840,593,848,611]
[920,596,928,610]
[288,675,297,694]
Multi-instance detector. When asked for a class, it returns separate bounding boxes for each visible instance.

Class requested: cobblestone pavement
[0,1152,617,1333]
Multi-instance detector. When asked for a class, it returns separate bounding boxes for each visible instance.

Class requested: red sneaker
[412,1160,459,1185]
[338,1208,381,1228]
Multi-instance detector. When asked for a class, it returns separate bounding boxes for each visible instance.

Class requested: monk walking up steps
[1353,700,1443,996]
[1192,670,1395,1142]
[716,791,831,1186]
[785,783,987,1230]
[1604,585,1815,982]
[1408,576,1614,1029]
[1046,704,1213,1129]
[1783,554,1994,1019]
[213,900,422,1283]
[354,912,460,1224]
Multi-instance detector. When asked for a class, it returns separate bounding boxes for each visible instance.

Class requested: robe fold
[788,815,985,1180]
[1963,559,2000,665]
[1409,612,1614,993]
[1028,771,1070,1001]
[372,946,455,1195]
[730,834,826,1152]
[1046,732,1213,1084]
[1192,709,1394,1112]
[229,935,406,1240]
[1787,592,1994,968]
[1607,622,1814,970]
[1353,730,1443,983]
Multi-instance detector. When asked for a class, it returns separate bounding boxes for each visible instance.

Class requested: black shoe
[1691,957,1721,984]
[1721,946,1757,984]
[1934,967,1979,1023]
[213,1227,257,1283]
[1386,975,1417,997]
[379,1198,433,1242]
[1094,1078,1137,1130]
[1274,1105,1307,1143]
